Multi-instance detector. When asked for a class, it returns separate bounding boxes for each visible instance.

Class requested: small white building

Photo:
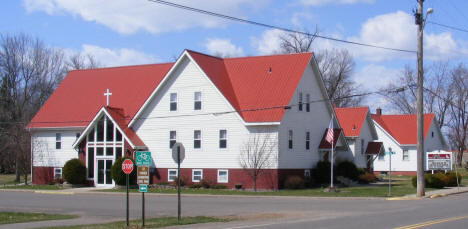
[334,107,383,169]
[27,50,347,189]
[372,109,447,175]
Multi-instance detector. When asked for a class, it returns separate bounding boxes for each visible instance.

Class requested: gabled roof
[27,63,173,129]
[27,50,314,129]
[334,107,369,137]
[371,114,435,145]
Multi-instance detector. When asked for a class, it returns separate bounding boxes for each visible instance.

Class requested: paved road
[0,191,467,229]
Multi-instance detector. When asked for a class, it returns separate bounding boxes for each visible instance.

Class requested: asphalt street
[0,191,467,229]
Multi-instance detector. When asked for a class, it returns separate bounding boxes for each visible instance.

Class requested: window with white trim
[55,133,61,149]
[168,169,178,182]
[217,170,228,183]
[403,150,409,161]
[304,169,311,178]
[288,130,293,149]
[170,93,177,111]
[192,169,203,182]
[194,130,201,149]
[169,131,176,149]
[306,94,310,112]
[54,168,62,179]
[219,130,227,148]
[194,91,202,110]
[298,92,303,111]
[305,131,310,150]
[361,139,365,155]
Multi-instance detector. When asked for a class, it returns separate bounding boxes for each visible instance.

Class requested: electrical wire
[147,0,416,53]
[427,21,468,34]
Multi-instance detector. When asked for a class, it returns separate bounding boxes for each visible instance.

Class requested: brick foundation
[32,166,54,184]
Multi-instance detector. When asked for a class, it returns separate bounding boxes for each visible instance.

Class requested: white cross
[104,89,112,106]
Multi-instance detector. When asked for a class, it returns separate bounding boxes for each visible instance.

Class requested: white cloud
[22,0,261,34]
[300,0,374,6]
[74,45,159,67]
[354,64,400,91]
[204,38,244,57]
[251,29,286,55]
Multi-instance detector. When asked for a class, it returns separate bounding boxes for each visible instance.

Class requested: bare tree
[66,53,100,70]
[0,33,67,181]
[279,31,362,107]
[448,64,467,165]
[239,133,277,191]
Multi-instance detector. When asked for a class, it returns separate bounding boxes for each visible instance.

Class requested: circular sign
[172,142,185,163]
[122,159,134,174]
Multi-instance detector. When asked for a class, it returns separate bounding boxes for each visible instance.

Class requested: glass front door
[97,159,113,186]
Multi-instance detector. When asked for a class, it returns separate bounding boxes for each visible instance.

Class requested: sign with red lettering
[122,159,134,174]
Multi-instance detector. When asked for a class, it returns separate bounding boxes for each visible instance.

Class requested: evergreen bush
[314,161,334,184]
[111,157,136,186]
[445,172,462,187]
[336,161,359,181]
[62,158,86,185]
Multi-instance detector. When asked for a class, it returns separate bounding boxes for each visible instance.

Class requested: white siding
[278,61,331,169]
[133,56,279,169]
[32,130,81,167]
[354,118,375,168]
[424,121,445,152]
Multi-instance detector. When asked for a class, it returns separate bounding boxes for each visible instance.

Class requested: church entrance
[97,159,113,186]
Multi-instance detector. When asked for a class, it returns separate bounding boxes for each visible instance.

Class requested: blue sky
[2,0,467,110]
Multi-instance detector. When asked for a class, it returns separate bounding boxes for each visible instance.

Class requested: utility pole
[416,0,425,197]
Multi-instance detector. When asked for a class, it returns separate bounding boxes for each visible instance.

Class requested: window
[298,92,303,111]
[403,150,409,161]
[54,168,62,179]
[431,131,434,138]
[169,131,176,149]
[88,128,95,142]
[192,169,203,182]
[96,147,104,156]
[87,148,94,178]
[361,139,365,155]
[219,130,227,148]
[194,91,202,110]
[55,133,61,149]
[306,94,310,112]
[106,119,114,141]
[194,130,201,149]
[106,147,113,156]
[305,131,310,150]
[96,117,104,141]
[170,93,177,111]
[288,130,293,149]
[304,169,311,178]
[378,153,384,160]
[168,169,178,182]
[76,133,80,140]
[217,170,228,183]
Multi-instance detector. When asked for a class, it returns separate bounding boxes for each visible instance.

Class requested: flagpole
[330,114,334,189]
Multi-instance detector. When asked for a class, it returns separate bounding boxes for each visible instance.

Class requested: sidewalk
[386,185,468,200]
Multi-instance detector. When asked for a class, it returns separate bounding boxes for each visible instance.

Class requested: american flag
[325,117,334,144]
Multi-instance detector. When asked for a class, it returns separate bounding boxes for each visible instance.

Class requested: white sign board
[426,151,452,170]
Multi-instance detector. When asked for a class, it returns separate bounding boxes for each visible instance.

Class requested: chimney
[376,107,382,115]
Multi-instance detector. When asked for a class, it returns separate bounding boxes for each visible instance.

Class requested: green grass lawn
[98,176,424,197]
[0,212,77,225]
[1,184,62,190]
[36,216,228,229]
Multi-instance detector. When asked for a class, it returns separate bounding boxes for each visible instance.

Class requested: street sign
[139,185,147,193]
[137,166,150,185]
[122,159,134,174]
[136,151,151,166]
[172,142,185,163]
[426,151,452,170]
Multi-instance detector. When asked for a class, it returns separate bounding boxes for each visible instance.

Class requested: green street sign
[139,185,147,193]
[136,151,151,166]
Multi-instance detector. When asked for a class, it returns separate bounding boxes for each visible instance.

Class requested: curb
[35,190,75,195]
[386,196,421,201]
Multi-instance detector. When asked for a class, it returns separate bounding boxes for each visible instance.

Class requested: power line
[147,0,416,54]
[8,86,407,126]
[427,21,468,33]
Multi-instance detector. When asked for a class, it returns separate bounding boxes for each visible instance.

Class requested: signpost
[122,159,133,227]
[172,142,185,223]
[136,151,151,227]
[386,148,395,196]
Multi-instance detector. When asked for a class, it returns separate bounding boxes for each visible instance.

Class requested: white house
[372,108,447,175]
[334,107,384,169]
[27,50,347,189]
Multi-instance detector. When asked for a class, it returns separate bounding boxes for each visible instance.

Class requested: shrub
[358,172,377,184]
[445,172,462,187]
[189,184,202,189]
[314,161,333,184]
[357,168,366,176]
[156,181,171,186]
[111,157,136,186]
[284,176,305,189]
[411,176,417,188]
[172,176,188,187]
[200,178,214,189]
[336,161,359,181]
[62,158,86,184]
[427,173,445,189]
[211,184,227,189]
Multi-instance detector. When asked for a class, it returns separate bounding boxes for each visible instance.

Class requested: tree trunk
[253,175,257,192]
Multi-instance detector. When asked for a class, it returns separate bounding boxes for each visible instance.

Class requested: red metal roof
[27,50,313,129]
[371,114,434,145]
[334,107,369,137]
[105,107,145,147]
[318,128,342,149]
[27,63,173,129]
[365,142,383,155]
